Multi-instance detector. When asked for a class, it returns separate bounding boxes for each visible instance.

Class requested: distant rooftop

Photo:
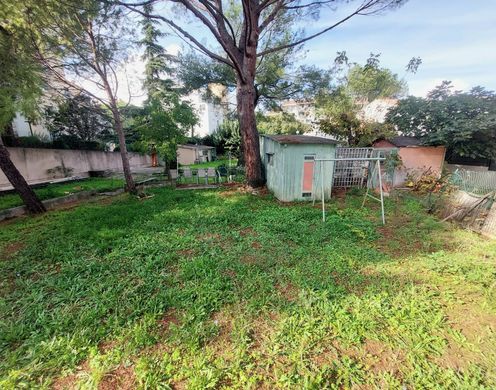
[178,144,215,150]
[263,134,338,145]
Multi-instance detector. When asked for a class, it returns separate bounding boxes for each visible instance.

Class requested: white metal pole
[321,160,325,222]
[377,159,385,225]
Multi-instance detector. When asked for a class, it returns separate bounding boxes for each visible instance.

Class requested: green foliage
[133,95,197,162]
[0,17,43,129]
[211,119,241,157]
[316,55,405,145]
[347,64,406,102]
[133,5,197,164]
[0,188,495,388]
[45,94,112,146]
[386,81,496,160]
[257,111,311,135]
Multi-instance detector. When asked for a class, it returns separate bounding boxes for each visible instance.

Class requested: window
[266,153,274,166]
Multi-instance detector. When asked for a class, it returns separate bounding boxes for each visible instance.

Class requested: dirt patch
[223,269,237,279]
[208,311,235,357]
[197,233,228,250]
[98,365,135,390]
[362,339,405,374]
[251,241,262,249]
[98,340,118,354]
[435,340,480,371]
[447,306,496,341]
[275,282,298,302]
[1,241,25,260]
[239,227,257,237]
[52,360,90,390]
[52,374,78,390]
[159,309,180,331]
[240,254,258,265]
[177,248,196,258]
[171,379,188,390]
[198,233,222,241]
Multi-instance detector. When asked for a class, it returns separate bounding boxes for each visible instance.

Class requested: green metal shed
[260,135,338,202]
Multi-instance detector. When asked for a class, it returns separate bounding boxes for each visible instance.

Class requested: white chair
[182,168,192,183]
[207,168,217,184]
[197,168,207,184]
[169,169,178,180]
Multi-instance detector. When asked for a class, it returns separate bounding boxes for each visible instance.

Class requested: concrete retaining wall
[0,148,151,189]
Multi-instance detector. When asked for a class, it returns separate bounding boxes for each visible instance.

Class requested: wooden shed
[260,135,338,202]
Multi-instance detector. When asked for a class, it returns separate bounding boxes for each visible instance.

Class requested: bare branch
[117,2,241,73]
[257,0,387,57]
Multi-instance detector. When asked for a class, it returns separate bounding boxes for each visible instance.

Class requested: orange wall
[396,146,446,185]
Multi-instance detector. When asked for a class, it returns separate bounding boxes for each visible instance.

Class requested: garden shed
[260,135,338,202]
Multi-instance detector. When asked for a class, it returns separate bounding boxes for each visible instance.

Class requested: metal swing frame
[312,156,386,224]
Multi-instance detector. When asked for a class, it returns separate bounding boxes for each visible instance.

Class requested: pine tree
[137,5,197,169]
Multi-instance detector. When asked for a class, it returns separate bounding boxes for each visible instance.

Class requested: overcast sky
[118,0,496,103]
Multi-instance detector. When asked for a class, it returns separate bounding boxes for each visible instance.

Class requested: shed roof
[178,144,215,150]
[380,136,421,147]
[263,134,338,145]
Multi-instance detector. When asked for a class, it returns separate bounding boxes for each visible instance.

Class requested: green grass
[0,187,495,389]
[0,177,124,211]
[182,157,238,169]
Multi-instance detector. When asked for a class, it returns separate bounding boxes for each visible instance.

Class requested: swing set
[312,155,387,224]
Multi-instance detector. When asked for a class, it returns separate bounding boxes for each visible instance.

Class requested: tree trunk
[236,75,264,188]
[111,108,137,194]
[0,138,46,214]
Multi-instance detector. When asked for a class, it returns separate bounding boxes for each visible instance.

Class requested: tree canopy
[0,10,43,129]
[257,112,311,135]
[316,54,406,145]
[45,94,112,147]
[386,81,496,160]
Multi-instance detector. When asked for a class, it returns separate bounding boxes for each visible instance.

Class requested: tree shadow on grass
[0,187,493,388]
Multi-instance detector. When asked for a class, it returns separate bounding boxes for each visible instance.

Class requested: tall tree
[386,82,496,163]
[18,1,138,193]
[0,21,46,213]
[317,53,406,145]
[121,0,407,188]
[135,3,197,169]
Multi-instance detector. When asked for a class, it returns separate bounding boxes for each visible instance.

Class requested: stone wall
[0,148,151,189]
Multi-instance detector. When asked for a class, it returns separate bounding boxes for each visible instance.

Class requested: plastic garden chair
[182,168,193,184]
[197,168,207,185]
[207,168,217,184]
[169,169,178,181]
[217,166,228,183]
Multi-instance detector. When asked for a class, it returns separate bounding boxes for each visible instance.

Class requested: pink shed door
[302,156,315,195]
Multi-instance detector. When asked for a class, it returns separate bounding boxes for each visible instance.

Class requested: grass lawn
[181,157,238,169]
[0,186,495,388]
[0,178,124,211]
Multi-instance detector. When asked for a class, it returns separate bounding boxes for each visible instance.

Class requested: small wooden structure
[260,135,338,202]
[177,144,217,165]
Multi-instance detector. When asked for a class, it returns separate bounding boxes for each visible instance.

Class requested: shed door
[302,155,315,197]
